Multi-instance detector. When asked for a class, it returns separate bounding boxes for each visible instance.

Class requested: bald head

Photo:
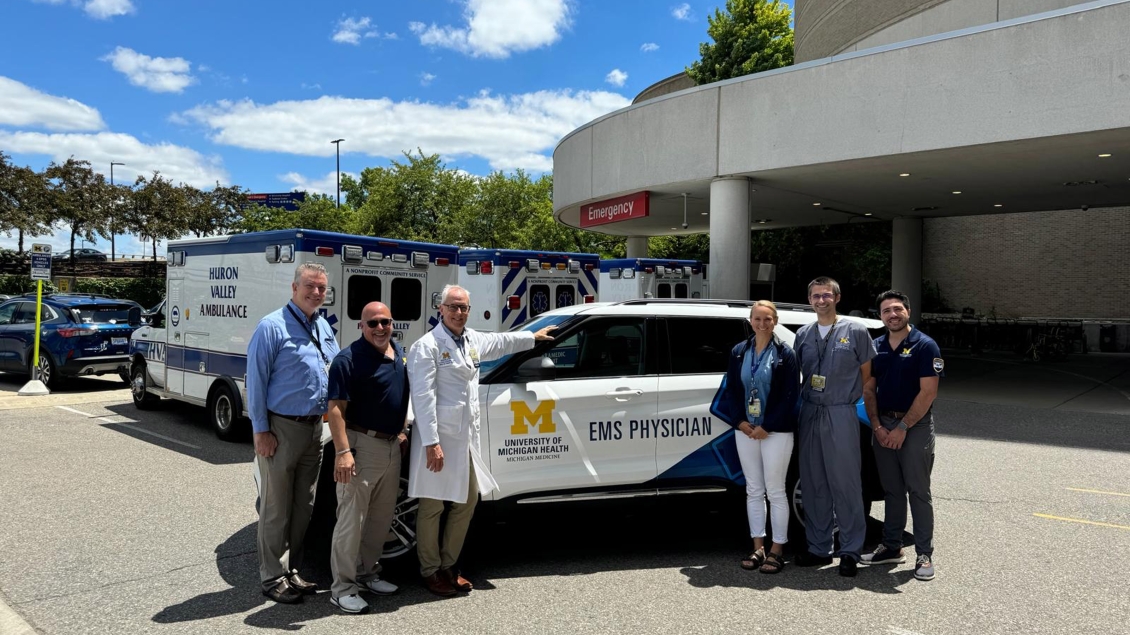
[361,302,393,352]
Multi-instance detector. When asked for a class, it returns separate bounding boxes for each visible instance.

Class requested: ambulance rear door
[342,264,430,347]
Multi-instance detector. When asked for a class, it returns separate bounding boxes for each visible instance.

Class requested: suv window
[540,317,648,380]
[74,305,132,324]
[14,303,58,324]
[0,302,17,325]
[666,317,750,374]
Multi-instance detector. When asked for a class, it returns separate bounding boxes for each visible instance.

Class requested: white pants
[735,431,795,544]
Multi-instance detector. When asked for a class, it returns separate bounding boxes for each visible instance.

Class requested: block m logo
[510,400,557,435]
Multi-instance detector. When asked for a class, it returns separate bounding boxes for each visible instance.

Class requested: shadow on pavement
[100,401,252,465]
[0,372,128,394]
[934,399,1130,453]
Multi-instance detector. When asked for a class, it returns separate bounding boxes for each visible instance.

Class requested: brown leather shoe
[442,568,473,593]
[262,578,303,604]
[423,572,457,597]
[287,572,318,595]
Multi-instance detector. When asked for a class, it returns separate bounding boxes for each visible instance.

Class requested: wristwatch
[896,420,909,431]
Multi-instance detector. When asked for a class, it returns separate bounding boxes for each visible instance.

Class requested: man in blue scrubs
[793,276,875,577]
[247,263,340,603]
[863,290,942,581]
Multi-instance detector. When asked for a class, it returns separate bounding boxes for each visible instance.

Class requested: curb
[0,593,39,635]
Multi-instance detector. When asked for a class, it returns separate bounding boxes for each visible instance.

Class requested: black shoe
[838,556,858,577]
[793,552,834,567]
[263,579,304,604]
[288,572,318,595]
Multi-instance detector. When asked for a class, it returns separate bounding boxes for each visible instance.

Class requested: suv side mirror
[128,306,142,327]
[516,356,556,382]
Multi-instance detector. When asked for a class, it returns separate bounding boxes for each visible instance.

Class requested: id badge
[810,374,827,392]
[748,398,762,418]
[469,347,481,369]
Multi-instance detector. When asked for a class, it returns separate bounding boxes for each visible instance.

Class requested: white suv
[351,299,886,558]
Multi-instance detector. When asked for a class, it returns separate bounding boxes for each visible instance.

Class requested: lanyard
[750,343,772,375]
[286,304,330,366]
[814,319,837,376]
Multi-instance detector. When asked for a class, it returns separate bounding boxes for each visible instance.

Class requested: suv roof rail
[614,298,817,313]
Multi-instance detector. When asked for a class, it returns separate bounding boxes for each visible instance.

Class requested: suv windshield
[74,305,133,324]
[479,313,580,376]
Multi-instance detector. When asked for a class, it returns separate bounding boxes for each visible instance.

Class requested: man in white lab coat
[406,285,556,596]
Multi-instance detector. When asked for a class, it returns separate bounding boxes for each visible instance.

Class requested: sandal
[759,551,785,574]
[741,548,766,570]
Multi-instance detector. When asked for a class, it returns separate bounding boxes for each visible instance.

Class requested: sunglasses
[365,318,393,328]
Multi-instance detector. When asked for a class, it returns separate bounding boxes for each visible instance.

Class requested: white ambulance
[457,248,600,332]
[127,229,458,440]
[598,258,708,302]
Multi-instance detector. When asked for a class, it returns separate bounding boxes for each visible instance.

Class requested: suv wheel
[29,352,58,390]
[131,362,160,410]
[384,477,418,560]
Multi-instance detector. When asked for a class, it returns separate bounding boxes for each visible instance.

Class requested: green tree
[350,150,475,242]
[128,172,188,261]
[0,153,52,253]
[45,157,111,265]
[648,234,710,262]
[686,0,794,85]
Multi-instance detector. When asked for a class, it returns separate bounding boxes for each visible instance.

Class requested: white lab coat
[406,325,536,503]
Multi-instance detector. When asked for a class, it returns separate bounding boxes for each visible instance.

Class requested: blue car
[0,294,141,389]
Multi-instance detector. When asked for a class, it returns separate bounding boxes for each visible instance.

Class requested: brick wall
[923,206,1130,319]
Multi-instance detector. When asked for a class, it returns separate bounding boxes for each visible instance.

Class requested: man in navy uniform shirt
[863,290,943,581]
[326,301,411,614]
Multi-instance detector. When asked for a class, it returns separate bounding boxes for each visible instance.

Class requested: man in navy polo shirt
[863,290,943,581]
[326,301,410,614]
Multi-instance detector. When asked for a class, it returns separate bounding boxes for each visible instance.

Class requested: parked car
[307,298,886,559]
[52,248,108,262]
[0,294,141,388]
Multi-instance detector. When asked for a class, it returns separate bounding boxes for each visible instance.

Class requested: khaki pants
[416,458,478,577]
[256,414,323,589]
[330,430,402,598]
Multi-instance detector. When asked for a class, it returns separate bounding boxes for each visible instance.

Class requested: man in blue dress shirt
[863,290,943,581]
[246,263,340,604]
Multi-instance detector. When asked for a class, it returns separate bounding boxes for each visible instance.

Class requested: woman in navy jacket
[710,301,800,574]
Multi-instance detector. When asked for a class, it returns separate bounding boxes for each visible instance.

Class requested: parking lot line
[54,405,202,450]
[1066,487,1130,498]
[1033,513,1130,531]
[55,405,98,417]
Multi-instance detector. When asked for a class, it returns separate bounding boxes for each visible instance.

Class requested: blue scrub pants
[798,402,866,560]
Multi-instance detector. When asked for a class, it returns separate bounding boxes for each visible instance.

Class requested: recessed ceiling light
[1098,153,1112,158]
[753,219,771,224]
[670,227,678,230]
[994,204,1003,207]
[813,203,821,206]
[899,173,911,177]
[864,213,873,216]
[952,191,962,194]
[700,212,709,216]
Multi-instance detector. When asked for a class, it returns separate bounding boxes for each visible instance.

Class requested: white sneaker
[330,594,370,614]
[914,554,935,581]
[364,577,399,595]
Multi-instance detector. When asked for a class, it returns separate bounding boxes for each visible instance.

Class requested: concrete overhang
[552,0,1130,236]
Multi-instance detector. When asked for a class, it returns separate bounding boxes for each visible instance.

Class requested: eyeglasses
[809,293,836,301]
[365,318,393,328]
[443,304,471,313]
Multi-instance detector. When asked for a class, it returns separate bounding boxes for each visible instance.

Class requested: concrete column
[891,217,923,316]
[625,236,649,258]
[708,177,751,301]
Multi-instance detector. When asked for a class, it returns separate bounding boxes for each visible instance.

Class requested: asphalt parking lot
[0,355,1127,635]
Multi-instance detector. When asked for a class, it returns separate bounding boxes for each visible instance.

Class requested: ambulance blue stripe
[163,344,248,378]
[501,265,521,293]
[582,269,598,295]
[501,279,528,324]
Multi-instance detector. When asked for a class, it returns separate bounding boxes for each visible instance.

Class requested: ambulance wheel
[131,362,159,410]
[208,382,243,442]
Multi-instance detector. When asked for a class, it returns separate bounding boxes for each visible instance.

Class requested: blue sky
[1,0,789,255]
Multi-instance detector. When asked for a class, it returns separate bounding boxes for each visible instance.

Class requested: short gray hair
[294,262,328,284]
[440,284,470,305]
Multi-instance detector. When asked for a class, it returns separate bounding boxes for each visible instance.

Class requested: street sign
[242,192,306,211]
[30,243,51,281]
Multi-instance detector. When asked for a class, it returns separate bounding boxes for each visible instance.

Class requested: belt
[881,411,907,419]
[270,412,321,424]
[346,423,399,440]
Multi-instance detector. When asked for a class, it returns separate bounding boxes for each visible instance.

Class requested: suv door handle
[605,389,643,401]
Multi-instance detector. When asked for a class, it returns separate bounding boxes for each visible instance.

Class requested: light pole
[330,138,344,207]
[110,162,125,260]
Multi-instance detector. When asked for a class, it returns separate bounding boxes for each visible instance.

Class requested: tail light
[58,327,97,338]
[435,257,450,266]
[315,247,334,257]
[584,295,595,303]
[644,267,654,274]
[584,263,595,271]
[480,261,494,274]
[509,261,521,268]
[507,296,521,309]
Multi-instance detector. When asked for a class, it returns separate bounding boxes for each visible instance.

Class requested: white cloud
[279,170,359,196]
[640,42,659,52]
[179,89,631,172]
[605,69,628,87]
[332,16,378,45]
[409,0,572,59]
[101,47,196,94]
[420,72,436,87]
[0,77,106,132]
[672,3,693,20]
[33,0,134,19]
[0,130,228,188]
